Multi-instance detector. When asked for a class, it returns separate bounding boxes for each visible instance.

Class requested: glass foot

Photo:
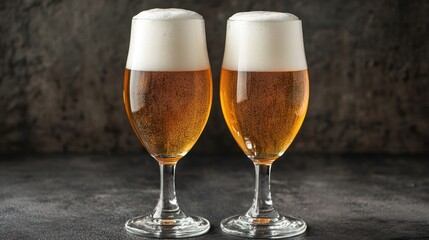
[125,214,210,238]
[221,214,306,239]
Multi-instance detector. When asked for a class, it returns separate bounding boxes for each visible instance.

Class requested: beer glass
[220,11,309,238]
[123,8,212,238]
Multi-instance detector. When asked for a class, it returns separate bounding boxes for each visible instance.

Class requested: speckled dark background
[1,0,428,154]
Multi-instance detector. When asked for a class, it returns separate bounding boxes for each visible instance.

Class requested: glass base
[125,215,210,238]
[221,214,306,239]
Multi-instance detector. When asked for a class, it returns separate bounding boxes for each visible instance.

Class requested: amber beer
[220,69,309,164]
[123,8,212,165]
[123,69,212,164]
[220,11,309,166]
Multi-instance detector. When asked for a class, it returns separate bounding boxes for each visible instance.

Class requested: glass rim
[227,18,301,23]
[132,17,205,22]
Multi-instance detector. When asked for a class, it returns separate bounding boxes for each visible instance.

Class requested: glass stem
[246,164,280,219]
[152,163,185,219]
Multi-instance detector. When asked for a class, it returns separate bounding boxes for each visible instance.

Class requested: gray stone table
[0,154,428,239]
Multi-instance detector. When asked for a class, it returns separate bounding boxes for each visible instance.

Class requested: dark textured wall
[1,0,428,154]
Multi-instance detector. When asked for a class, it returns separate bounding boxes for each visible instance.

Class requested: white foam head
[229,11,299,21]
[126,8,210,71]
[223,11,307,72]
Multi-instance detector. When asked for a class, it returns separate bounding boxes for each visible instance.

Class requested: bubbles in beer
[223,11,307,72]
[126,8,210,71]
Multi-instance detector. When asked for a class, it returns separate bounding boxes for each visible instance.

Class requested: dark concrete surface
[0,154,428,239]
[1,0,428,154]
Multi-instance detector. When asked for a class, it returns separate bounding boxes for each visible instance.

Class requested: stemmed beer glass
[220,11,309,238]
[123,8,212,238]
